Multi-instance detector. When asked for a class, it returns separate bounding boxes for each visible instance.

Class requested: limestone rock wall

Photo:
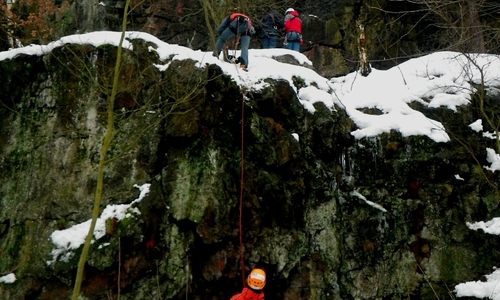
[0,40,499,300]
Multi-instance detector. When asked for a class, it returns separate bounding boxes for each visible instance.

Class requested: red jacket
[230,287,265,300]
[284,11,302,34]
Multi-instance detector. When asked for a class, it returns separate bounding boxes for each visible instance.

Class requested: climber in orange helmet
[230,268,266,300]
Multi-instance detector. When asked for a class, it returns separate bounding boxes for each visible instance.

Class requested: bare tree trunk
[71,0,130,298]
[464,1,485,53]
[417,0,487,53]
[200,0,218,52]
[356,1,371,76]
[357,18,371,76]
[5,0,15,48]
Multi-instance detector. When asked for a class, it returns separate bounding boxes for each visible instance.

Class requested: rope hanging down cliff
[238,87,246,286]
[227,31,249,286]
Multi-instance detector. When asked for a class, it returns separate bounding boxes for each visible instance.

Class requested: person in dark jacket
[283,9,303,51]
[213,12,255,71]
[230,268,266,300]
[260,10,283,49]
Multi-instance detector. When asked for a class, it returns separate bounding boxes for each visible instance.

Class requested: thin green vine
[70,0,131,298]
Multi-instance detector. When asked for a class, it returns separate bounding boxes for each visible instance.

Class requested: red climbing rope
[239,92,246,287]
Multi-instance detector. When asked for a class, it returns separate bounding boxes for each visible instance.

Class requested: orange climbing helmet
[247,268,266,290]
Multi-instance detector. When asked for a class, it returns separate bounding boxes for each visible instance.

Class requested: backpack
[261,14,277,37]
[264,14,277,27]
[229,13,253,35]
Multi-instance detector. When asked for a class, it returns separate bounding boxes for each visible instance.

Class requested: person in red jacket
[230,268,266,300]
[283,9,303,52]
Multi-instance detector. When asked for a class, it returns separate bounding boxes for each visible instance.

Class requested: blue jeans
[286,41,300,52]
[216,27,251,66]
[262,37,277,49]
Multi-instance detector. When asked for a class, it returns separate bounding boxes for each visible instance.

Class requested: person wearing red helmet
[230,268,266,300]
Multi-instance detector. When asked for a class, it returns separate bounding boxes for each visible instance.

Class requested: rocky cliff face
[1,34,500,300]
